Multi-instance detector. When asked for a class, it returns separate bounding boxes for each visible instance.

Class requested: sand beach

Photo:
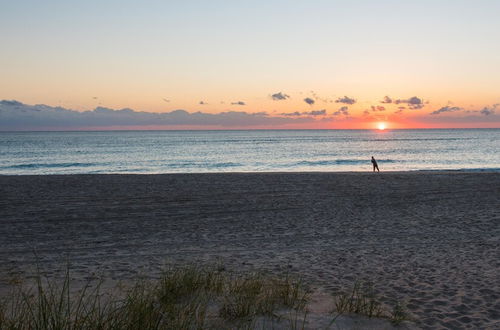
[0,172,499,329]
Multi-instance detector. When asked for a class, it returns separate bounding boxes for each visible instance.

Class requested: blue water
[0,129,499,174]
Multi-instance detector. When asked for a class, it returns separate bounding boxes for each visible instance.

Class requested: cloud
[419,112,500,124]
[393,106,405,114]
[306,109,326,116]
[231,101,246,106]
[480,107,495,116]
[380,96,392,104]
[281,111,302,116]
[478,104,499,115]
[394,96,424,109]
[303,97,315,105]
[371,106,386,112]
[335,96,356,105]
[395,96,422,105]
[333,106,349,116]
[0,100,23,106]
[0,100,316,130]
[461,104,497,116]
[281,109,326,116]
[430,106,463,115]
[271,92,290,101]
[419,103,500,124]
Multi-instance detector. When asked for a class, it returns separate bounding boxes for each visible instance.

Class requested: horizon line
[1,127,499,133]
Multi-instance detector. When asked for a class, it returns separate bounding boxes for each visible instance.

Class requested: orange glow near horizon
[1,98,499,130]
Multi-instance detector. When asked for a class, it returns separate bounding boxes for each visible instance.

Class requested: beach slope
[1,172,499,328]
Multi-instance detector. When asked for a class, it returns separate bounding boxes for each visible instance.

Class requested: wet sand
[1,172,499,329]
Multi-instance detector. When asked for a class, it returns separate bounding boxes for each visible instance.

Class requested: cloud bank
[431,104,498,116]
[0,100,314,130]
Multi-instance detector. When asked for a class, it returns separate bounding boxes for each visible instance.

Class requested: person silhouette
[371,156,380,172]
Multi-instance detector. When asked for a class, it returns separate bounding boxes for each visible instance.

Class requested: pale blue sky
[1,0,499,128]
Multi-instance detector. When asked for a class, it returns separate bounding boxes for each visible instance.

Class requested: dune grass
[0,266,308,330]
[332,280,410,325]
[333,281,384,318]
[390,301,410,325]
[219,274,306,321]
[0,265,414,329]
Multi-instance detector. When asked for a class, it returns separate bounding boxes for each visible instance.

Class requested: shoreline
[1,172,499,328]
[2,168,500,176]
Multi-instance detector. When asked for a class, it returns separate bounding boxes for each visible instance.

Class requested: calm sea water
[0,129,499,174]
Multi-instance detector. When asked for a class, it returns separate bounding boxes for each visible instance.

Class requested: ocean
[0,129,499,175]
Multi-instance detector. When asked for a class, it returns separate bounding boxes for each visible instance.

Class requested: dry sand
[0,172,499,329]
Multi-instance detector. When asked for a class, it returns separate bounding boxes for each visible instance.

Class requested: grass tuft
[333,281,413,326]
[219,273,306,321]
[390,301,409,325]
[333,281,384,318]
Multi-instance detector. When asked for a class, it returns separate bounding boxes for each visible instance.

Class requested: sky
[1,0,500,130]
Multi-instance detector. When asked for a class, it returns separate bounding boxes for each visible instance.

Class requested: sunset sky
[1,0,500,129]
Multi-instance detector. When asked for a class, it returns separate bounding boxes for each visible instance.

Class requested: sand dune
[1,172,499,329]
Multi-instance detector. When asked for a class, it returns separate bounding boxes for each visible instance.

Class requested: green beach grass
[332,280,410,325]
[0,265,310,330]
[0,265,411,329]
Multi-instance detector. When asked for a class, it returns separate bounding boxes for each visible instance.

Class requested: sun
[377,122,386,130]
